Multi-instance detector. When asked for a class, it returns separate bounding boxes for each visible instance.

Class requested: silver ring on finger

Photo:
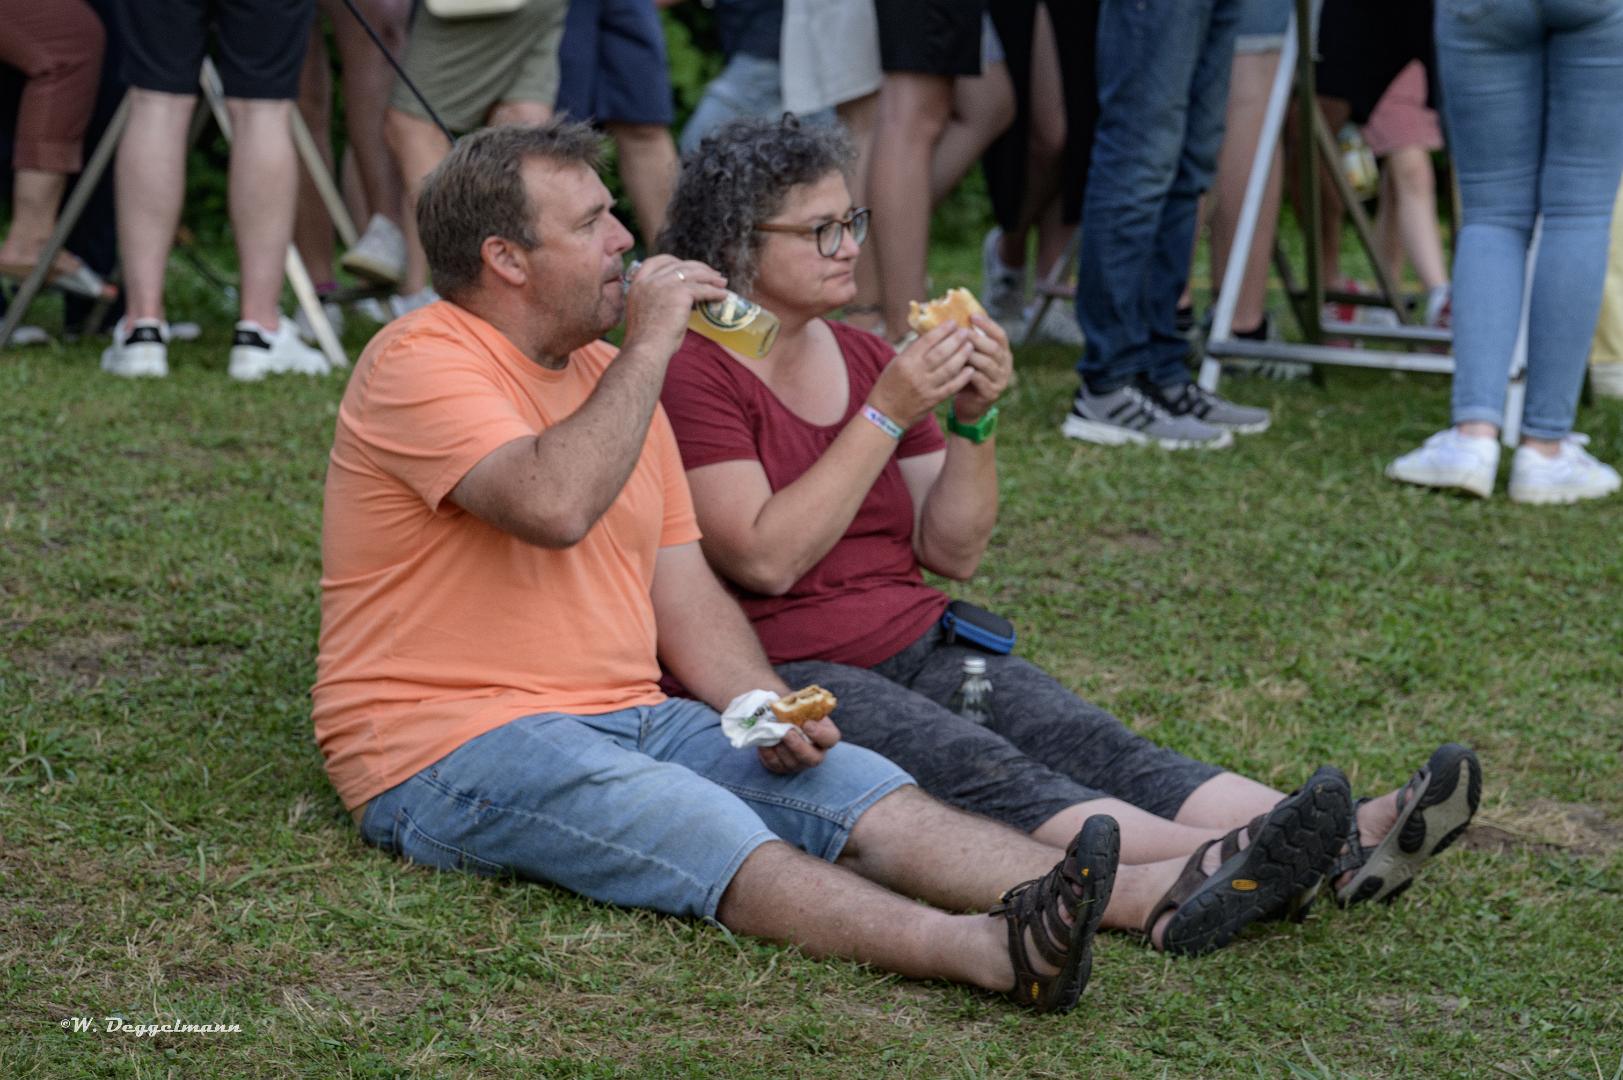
[676,270,686,281]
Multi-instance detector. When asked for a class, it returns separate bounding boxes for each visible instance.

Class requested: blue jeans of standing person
[1074,0,1245,393]
[1437,0,1623,440]
[679,54,834,155]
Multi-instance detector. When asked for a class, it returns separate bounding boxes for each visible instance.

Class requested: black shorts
[116,0,316,100]
[1315,0,1436,124]
[876,0,987,77]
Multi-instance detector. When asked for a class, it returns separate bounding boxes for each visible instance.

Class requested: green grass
[3,247,1621,1078]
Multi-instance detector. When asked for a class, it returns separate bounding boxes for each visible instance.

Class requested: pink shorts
[1362,60,1444,158]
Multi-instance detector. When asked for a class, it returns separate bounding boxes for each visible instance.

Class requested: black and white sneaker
[1061,382,1233,450]
[1149,379,1271,435]
[100,318,169,378]
[228,317,332,382]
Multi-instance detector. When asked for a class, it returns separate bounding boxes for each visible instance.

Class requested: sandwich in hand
[770,686,838,727]
[907,287,988,334]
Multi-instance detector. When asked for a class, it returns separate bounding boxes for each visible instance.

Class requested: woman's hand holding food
[866,322,976,429]
[952,314,1013,423]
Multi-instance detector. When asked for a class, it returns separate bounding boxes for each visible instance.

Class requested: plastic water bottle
[948,656,993,726]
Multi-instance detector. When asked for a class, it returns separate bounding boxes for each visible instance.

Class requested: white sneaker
[1386,428,1500,498]
[8,325,49,346]
[1022,300,1085,347]
[100,318,169,378]
[352,297,390,325]
[294,300,346,344]
[981,227,1026,323]
[389,286,439,319]
[228,317,332,381]
[1591,362,1623,400]
[340,214,406,286]
[1507,435,1621,505]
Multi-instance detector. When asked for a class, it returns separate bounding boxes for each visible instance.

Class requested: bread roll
[906,287,987,334]
[770,686,837,727]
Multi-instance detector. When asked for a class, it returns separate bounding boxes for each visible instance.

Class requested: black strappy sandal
[990,814,1119,1013]
[1148,765,1351,957]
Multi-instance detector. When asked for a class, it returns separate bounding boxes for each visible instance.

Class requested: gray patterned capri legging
[776,625,1222,833]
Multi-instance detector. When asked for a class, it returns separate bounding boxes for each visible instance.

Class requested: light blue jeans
[678,54,835,155]
[1436,0,1623,439]
[359,699,912,920]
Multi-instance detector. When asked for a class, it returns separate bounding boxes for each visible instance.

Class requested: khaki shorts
[391,0,569,133]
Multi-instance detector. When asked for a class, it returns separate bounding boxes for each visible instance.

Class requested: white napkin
[719,690,793,749]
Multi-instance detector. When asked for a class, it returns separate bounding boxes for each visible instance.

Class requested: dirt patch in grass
[12,629,144,691]
[1464,800,1623,858]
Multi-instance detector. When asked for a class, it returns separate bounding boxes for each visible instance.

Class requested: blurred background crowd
[1,0,1621,496]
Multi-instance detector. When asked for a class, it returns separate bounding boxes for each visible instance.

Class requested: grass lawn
[2,241,1621,1078]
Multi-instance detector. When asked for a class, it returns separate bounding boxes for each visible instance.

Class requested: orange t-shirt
[313,302,701,811]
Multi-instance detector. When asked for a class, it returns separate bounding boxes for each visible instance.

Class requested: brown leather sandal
[1147,765,1351,957]
[990,813,1119,1013]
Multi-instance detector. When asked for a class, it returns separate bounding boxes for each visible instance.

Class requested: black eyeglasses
[754,207,870,257]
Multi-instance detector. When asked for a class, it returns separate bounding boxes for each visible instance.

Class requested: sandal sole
[1338,744,1481,907]
[1164,766,1351,957]
[1061,815,1118,1012]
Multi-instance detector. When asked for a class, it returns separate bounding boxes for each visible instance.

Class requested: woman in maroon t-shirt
[658,116,1481,953]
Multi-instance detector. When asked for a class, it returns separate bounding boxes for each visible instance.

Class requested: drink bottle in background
[948,655,994,726]
[622,260,780,358]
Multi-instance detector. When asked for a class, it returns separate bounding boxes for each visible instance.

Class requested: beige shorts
[391,0,569,133]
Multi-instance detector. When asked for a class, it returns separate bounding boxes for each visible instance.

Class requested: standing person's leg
[1386,145,1449,291]
[868,0,984,338]
[607,122,678,244]
[327,0,409,225]
[217,0,317,331]
[1140,0,1243,391]
[292,28,338,291]
[1516,4,1623,448]
[1435,4,1542,439]
[1207,30,1286,339]
[928,25,1014,206]
[1071,0,1204,396]
[868,71,955,337]
[837,90,885,330]
[0,0,106,277]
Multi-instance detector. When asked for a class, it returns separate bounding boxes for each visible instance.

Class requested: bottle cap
[962,656,987,675]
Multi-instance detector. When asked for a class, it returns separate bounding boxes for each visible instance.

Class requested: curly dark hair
[417,121,605,301]
[658,116,856,294]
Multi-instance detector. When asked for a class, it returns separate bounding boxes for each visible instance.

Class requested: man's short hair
[417,121,605,301]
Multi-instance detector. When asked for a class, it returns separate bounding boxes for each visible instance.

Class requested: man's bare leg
[717,841,1015,990]
[606,121,678,245]
[385,107,452,296]
[225,97,302,328]
[831,786,1189,939]
[116,89,195,322]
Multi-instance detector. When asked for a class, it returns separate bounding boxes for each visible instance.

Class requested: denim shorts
[1234,0,1292,54]
[358,699,912,920]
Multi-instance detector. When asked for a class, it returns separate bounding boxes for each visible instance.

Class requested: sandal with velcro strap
[1149,765,1351,957]
[1334,743,1482,907]
[990,813,1119,1013]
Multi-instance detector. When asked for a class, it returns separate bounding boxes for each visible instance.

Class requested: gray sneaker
[1061,383,1234,450]
[981,227,1026,323]
[1151,380,1271,435]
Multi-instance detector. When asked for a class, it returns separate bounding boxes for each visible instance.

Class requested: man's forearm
[656,561,789,710]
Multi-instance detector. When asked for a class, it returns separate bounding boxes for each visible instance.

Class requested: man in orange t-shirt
[313,120,1124,1014]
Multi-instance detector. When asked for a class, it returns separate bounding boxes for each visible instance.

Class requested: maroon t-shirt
[661,321,950,667]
